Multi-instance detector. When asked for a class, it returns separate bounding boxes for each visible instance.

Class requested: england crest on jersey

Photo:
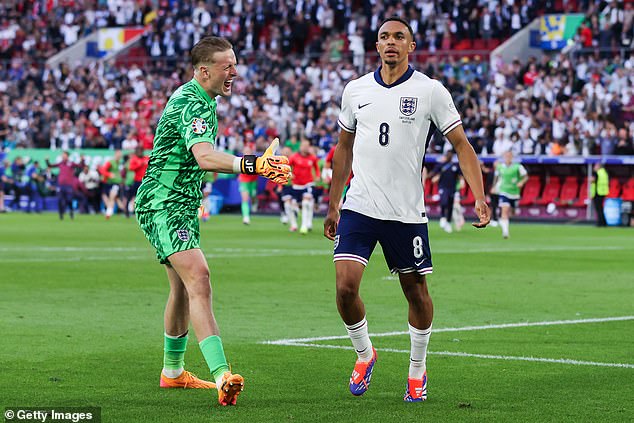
[176,229,190,241]
[400,97,417,116]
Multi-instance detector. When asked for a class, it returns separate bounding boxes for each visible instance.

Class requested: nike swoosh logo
[415,259,426,266]
[358,103,371,109]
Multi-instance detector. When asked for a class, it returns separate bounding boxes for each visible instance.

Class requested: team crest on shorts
[333,235,340,250]
[400,97,418,116]
[191,118,207,134]
[176,229,190,241]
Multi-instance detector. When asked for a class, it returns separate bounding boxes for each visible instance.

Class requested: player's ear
[409,41,416,53]
[375,41,380,54]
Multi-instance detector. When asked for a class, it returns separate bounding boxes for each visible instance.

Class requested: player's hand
[472,199,491,228]
[255,138,291,185]
[323,207,340,240]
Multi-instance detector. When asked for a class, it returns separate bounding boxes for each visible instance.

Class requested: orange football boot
[160,370,216,389]
[217,372,244,406]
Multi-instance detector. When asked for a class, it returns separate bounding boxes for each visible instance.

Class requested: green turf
[1,213,633,422]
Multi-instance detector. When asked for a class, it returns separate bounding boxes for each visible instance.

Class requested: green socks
[241,201,250,219]
[199,335,230,383]
[163,332,188,376]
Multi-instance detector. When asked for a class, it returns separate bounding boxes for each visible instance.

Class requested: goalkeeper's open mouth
[222,79,233,94]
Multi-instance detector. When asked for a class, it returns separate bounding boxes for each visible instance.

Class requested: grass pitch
[1,213,633,422]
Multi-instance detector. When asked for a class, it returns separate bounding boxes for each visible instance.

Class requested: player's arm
[323,130,354,240]
[445,125,490,228]
[191,138,291,185]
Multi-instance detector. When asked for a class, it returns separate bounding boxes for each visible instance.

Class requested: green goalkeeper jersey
[135,79,218,211]
[496,162,527,199]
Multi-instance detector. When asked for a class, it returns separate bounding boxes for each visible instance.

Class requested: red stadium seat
[535,177,562,206]
[606,178,621,199]
[572,179,590,207]
[461,185,475,206]
[621,177,634,201]
[518,176,542,206]
[558,176,580,207]
[425,178,439,205]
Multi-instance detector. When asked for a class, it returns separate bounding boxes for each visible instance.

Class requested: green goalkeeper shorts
[136,206,200,264]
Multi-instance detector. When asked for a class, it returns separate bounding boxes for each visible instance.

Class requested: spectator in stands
[591,162,610,227]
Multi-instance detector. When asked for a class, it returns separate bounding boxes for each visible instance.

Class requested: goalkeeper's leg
[160,265,215,389]
[168,249,243,404]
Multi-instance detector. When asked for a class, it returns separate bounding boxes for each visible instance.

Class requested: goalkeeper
[135,36,290,407]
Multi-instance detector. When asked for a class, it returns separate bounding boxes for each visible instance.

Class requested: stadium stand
[535,176,562,206]
[518,175,542,206]
[1,1,633,223]
[607,178,622,199]
[557,176,580,207]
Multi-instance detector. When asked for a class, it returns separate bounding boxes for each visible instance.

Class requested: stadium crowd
[1,0,633,213]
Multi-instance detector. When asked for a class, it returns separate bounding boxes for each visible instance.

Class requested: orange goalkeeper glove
[241,138,291,184]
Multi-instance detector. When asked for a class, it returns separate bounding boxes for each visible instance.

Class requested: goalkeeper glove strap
[240,155,257,174]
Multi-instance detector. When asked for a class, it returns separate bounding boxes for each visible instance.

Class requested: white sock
[285,202,297,228]
[408,323,432,379]
[306,198,314,228]
[439,217,447,228]
[106,206,113,216]
[301,199,311,229]
[162,367,184,378]
[214,374,225,388]
[500,218,510,237]
[345,316,373,362]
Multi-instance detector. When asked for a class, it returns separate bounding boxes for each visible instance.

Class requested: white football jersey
[338,66,462,223]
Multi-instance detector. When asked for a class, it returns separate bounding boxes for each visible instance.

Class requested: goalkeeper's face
[198,49,238,98]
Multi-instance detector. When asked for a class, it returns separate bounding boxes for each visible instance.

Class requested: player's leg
[399,273,432,402]
[500,200,511,238]
[284,195,298,231]
[439,190,452,233]
[239,183,251,225]
[300,191,314,234]
[452,192,465,231]
[249,181,258,213]
[57,186,66,219]
[138,209,243,404]
[159,265,216,389]
[334,210,378,395]
[168,249,244,405]
[380,220,433,401]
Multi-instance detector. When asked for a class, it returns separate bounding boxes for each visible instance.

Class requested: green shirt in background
[496,162,527,199]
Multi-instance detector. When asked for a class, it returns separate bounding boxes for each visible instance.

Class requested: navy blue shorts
[333,209,433,275]
[499,195,517,208]
[282,185,313,203]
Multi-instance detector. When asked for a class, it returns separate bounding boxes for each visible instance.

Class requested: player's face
[199,49,238,97]
[376,21,415,67]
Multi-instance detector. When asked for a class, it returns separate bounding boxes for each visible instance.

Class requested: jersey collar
[374,65,414,88]
[191,78,215,104]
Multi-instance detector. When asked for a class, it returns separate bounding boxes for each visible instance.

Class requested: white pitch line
[266,342,634,369]
[265,316,634,345]
[0,245,628,255]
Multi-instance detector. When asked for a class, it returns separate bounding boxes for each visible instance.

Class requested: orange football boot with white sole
[160,370,216,389]
[217,371,244,406]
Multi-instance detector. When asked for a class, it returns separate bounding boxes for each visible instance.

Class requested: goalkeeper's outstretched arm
[191,138,291,184]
